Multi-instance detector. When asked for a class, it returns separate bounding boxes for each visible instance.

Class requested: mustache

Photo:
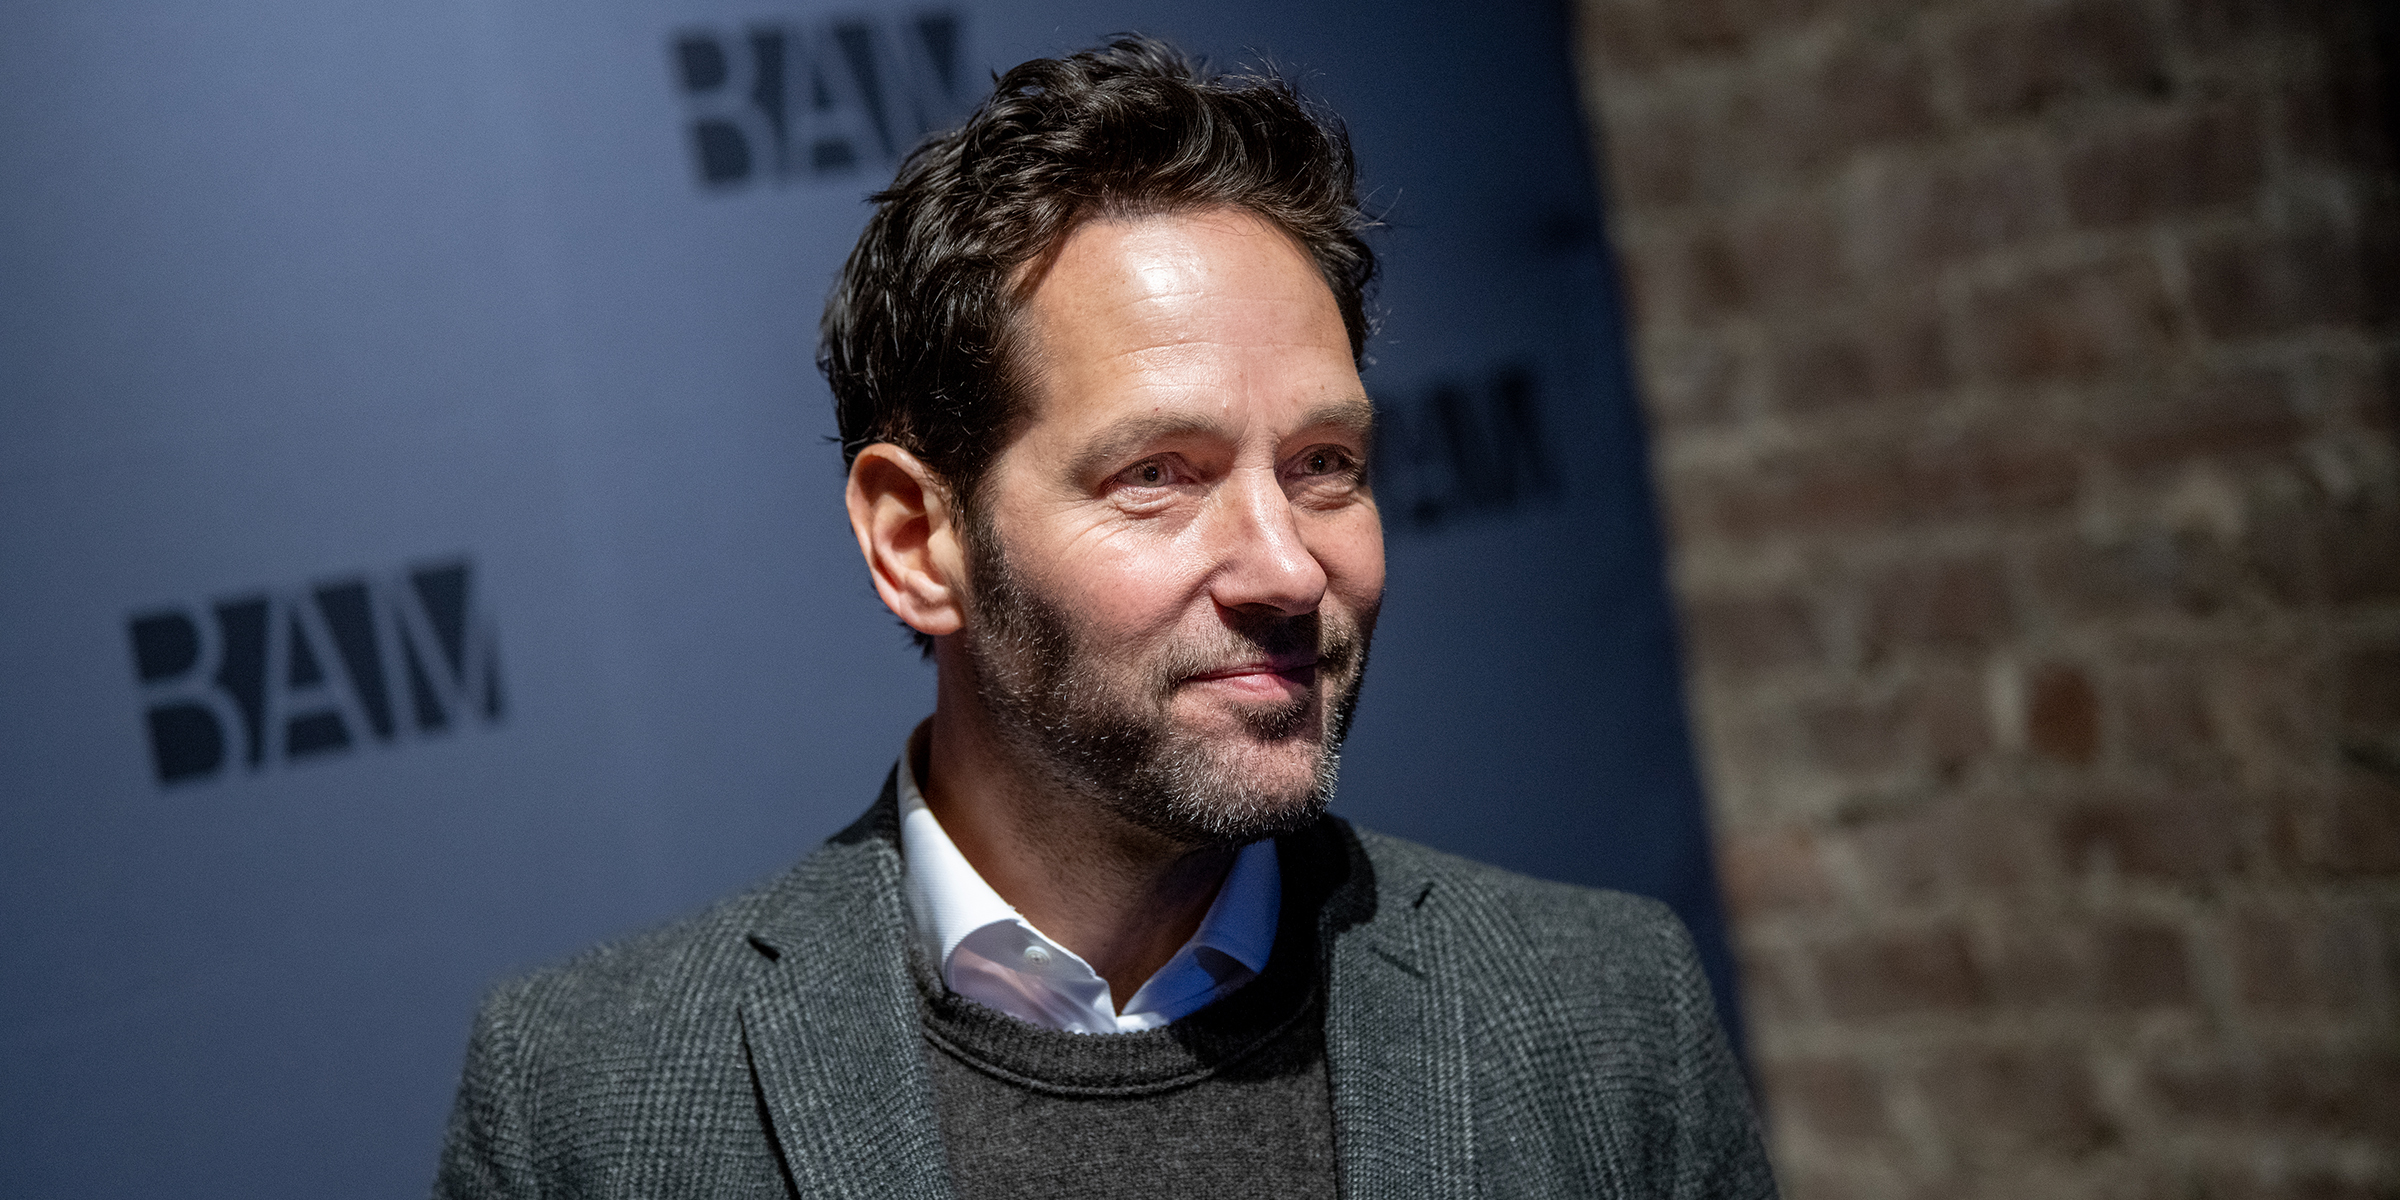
[1154,609,1367,685]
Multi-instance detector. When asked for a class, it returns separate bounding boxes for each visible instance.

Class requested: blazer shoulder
[1349,823,1679,926]
[1344,823,1698,977]
[474,856,807,1053]
[1335,831,1776,1199]
[484,781,904,1035]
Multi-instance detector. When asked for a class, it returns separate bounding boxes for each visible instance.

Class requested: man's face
[958,207,1384,847]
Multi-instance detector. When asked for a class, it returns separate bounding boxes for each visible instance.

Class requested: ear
[845,444,969,639]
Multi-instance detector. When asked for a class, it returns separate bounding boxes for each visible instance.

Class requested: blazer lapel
[1319,825,1477,1200]
[739,782,954,1200]
[732,795,1479,1199]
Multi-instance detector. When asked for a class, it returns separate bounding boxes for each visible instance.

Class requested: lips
[1181,656,1319,685]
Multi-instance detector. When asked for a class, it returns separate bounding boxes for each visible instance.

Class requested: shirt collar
[896,721,1025,974]
[893,721,1280,1024]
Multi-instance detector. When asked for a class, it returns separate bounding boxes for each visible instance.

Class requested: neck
[919,645,1235,1011]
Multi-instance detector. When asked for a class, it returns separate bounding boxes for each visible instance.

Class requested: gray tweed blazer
[433,780,1777,1199]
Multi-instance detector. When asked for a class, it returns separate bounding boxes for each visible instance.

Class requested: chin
[1107,723,1344,848]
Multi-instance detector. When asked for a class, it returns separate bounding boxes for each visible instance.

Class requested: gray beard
[957,516,1372,849]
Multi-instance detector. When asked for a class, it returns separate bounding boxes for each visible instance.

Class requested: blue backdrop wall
[0,1,1733,1194]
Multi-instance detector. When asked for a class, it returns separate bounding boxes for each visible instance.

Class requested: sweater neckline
[911,830,1332,1099]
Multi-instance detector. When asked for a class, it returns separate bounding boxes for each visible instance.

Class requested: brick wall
[1571,0,2400,1196]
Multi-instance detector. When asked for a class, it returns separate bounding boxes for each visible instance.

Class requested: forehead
[1008,208,1365,448]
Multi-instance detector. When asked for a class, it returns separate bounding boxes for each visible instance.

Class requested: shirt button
[1022,945,1051,967]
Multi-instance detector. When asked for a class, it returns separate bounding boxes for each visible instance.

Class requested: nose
[1205,467,1328,616]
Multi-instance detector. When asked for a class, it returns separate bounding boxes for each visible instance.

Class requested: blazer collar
[739,772,954,1200]
[1309,820,1478,1200]
[736,781,1475,1199]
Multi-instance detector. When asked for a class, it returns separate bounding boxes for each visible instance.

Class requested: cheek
[1315,516,1386,612]
[1042,530,1218,638]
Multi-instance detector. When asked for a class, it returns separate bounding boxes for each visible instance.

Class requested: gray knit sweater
[915,828,1341,1199]
[432,780,1778,1199]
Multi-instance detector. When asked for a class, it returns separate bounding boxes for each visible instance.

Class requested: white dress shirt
[894,725,1281,1034]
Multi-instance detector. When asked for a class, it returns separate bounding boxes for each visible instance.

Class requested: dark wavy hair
[818,34,1377,504]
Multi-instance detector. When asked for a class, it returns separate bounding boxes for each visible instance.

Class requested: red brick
[2318,479,2400,604]
[2237,489,2323,610]
[2217,655,2328,773]
[1737,36,1939,184]
[1957,252,2179,383]
[1817,925,1985,1018]
[2167,0,2337,51]
[1796,687,1915,774]
[1859,555,2014,664]
[1770,304,1948,413]
[1913,1044,2114,1156]
[1898,431,2084,521]
[2338,640,2400,734]
[1979,923,2089,1010]
[2027,528,2249,623]
[1653,0,1756,57]
[1714,200,1851,316]
[1771,448,1910,529]
[2118,659,2229,777]
[1841,798,2040,907]
[1673,424,2084,541]
[2056,792,2245,881]
[2182,222,2383,341]
[2178,1162,2400,1200]
[1735,942,1811,1024]
[2278,776,2400,876]
[1804,36,1940,151]
[1651,202,1852,324]
[1719,826,1839,916]
[1919,664,1994,780]
[1639,333,1751,430]
[1947,0,2172,119]
[1682,589,1823,677]
[1769,1167,1843,1200]
[2091,920,2195,1009]
[1611,243,1665,329]
[1979,919,2194,1012]
[2095,362,2304,471]
[1664,226,1754,321]
[1666,446,1910,541]
[1578,0,1667,74]
[2145,1048,2400,1139]
[2326,348,2400,432]
[1878,304,1949,398]
[1600,104,1711,212]
[2227,904,2388,1014]
[1852,143,2065,270]
[1772,332,1874,414]
[2060,103,2266,229]
[2028,663,2102,764]
[1774,1164,1910,1200]
[1580,0,2400,1188]
[1762,1056,1893,1142]
[2276,42,2399,171]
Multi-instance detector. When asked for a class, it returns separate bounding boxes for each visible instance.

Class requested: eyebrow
[1064,396,1376,483]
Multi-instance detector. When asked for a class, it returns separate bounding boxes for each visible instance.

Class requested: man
[435,37,1773,1200]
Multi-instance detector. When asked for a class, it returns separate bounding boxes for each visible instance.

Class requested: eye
[1111,457,1186,490]
[1294,446,1360,478]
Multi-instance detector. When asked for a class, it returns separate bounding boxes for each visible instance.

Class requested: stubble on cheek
[956,514,1377,846]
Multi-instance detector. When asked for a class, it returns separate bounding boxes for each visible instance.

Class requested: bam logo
[1374,364,1561,530]
[126,559,503,786]
[670,11,968,189]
